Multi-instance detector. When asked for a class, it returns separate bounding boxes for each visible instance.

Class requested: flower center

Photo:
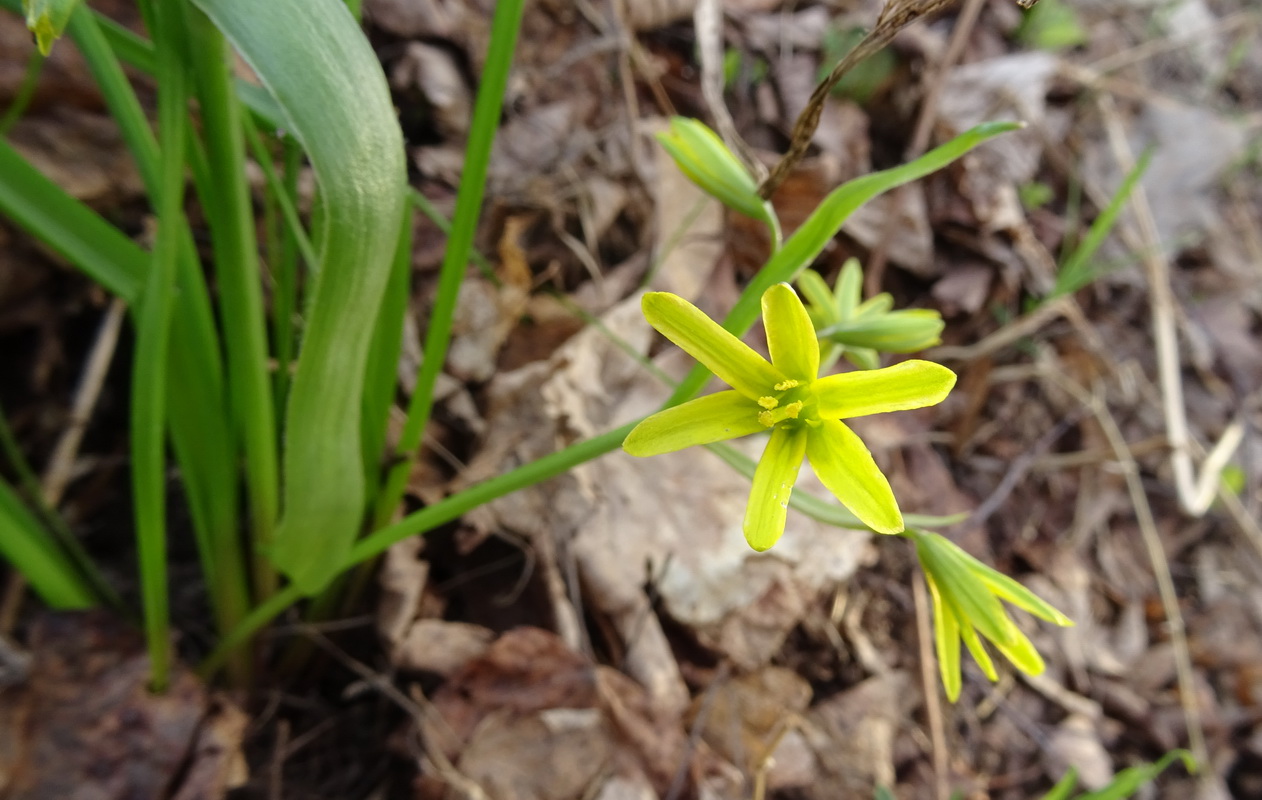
[755,380,817,429]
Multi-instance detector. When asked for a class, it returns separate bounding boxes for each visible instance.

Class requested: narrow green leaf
[191,0,407,594]
[762,283,819,382]
[815,361,956,419]
[744,426,807,551]
[0,480,94,608]
[373,0,524,530]
[624,391,762,457]
[926,572,962,702]
[805,419,902,534]
[1074,750,1195,800]
[644,292,785,401]
[1052,148,1152,299]
[1038,768,1079,800]
[131,0,189,692]
[973,566,1074,626]
[0,142,144,301]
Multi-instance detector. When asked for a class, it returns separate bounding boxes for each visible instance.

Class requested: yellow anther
[774,379,800,391]
[784,401,803,419]
[758,410,775,428]
[757,396,779,410]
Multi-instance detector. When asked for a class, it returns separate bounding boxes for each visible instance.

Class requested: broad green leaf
[762,283,819,382]
[624,391,763,457]
[191,0,407,594]
[744,426,807,551]
[815,361,956,419]
[643,292,785,401]
[805,419,902,534]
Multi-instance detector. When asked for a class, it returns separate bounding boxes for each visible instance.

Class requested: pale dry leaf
[395,620,495,676]
[1047,714,1114,791]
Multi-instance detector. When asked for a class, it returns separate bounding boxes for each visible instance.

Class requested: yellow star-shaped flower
[624,283,956,551]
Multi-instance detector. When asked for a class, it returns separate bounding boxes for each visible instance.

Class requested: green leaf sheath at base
[23,0,82,54]
[190,0,407,595]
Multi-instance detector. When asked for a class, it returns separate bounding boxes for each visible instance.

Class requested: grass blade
[373,0,526,527]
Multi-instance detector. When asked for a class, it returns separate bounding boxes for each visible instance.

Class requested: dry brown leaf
[420,628,688,800]
[0,613,246,800]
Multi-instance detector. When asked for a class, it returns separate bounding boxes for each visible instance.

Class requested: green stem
[132,0,189,693]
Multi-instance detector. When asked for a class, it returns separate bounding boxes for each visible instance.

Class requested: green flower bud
[656,117,771,224]
[24,0,82,55]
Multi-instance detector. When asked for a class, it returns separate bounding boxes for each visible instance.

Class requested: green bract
[623,283,956,550]
[907,528,1073,702]
[656,117,774,228]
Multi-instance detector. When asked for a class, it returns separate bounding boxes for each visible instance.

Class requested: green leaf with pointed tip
[815,360,956,419]
[762,283,819,382]
[926,572,963,702]
[24,0,81,54]
[796,270,837,326]
[643,292,785,401]
[806,419,902,534]
[914,533,1016,646]
[959,612,999,681]
[972,565,1074,627]
[835,258,862,319]
[1038,768,1079,800]
[624,391,762,456]
[744,426,807,551]
[1073,750,1195,800]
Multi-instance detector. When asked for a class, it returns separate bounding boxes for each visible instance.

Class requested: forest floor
[2,0,1262,798]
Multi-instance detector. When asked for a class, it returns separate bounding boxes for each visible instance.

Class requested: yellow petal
[743,426,807,551]
[815,360,956,419]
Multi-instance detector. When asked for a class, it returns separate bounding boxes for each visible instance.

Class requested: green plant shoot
[907,527,1073,701]
[623,283,955,550]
